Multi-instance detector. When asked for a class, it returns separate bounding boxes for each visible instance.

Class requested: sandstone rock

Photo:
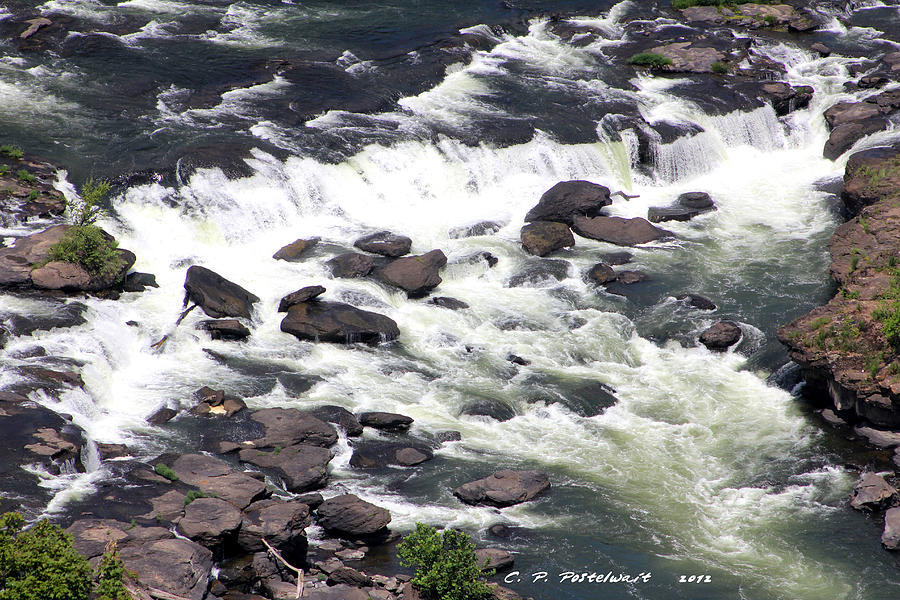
[586,263,616,285]
[148,407,177,425]
[273,238,318,261]
[850,472,897,511]
[453,470,550,507]
[30,261,91,290]
[354,231,412,257]
[358,411,413,432]
[375,250,447,297]
[170,454,269,509]
[824,102,882,129]
[248,408,338,448]
[476,548,515,571]
[197,319,251,340]
[176,497,243,549]
[524,180,611,225]
[239,444,332,492]
[309,405,364,436]
[811,43,831,57]
[281,301,399,344]
[183,265,259,319]
[316,494,391,537]
[120,537,213,600]
[649,42,725,73]
[678,192,715,210]
[759,82,813,116]
[0,225,71,286]
[237,498,310,561]
[328,566,372,587]
[326,252,377,278]
[699,320,742,351]
[854,426,900,448]
[883,507,900,550]
[304,585,370,600]
[520,221,574,256]
[824,117,891,160]
[572,215,670,246]
[278,285,326,311]
[349,441,433,468]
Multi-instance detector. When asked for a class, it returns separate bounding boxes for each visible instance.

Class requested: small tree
[397,523,493,600]
[94,541,130,600]
[69,178,111,227]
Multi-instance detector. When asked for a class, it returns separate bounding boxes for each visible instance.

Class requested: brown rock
[883,507,900,550]
[476,548,515,571]
[358,411,413,432]
[375,250,447,297]
[572,215,669,246]
[170,454,269,509]
[520,221,574,256]
[278,285,326,311]
[326,252,376,278]
[453,470,550,507]
[248,408,338,448]
[850,473,897,511]
[30,261,92,290]
[316,494,391,537]
[197,319,250,340]
[699,320,742,351]
[585,263,616,285]
[239,444,332,492]
[524,180,611,225]
[183,265,259,319]
[280,300,399,344]
[273,238,319,261]
[176,497,243,548]
[354,231,412,257]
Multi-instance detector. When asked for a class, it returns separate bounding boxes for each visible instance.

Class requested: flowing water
[3,1,900,599]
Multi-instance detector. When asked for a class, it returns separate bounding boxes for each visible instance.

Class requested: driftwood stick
[612,190,640,200]
[145,587,193,600]
[150,304,198,351]
[174,303,198,326]
[262,537,304,598]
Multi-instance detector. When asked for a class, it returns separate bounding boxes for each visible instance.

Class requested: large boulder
[850,473,897,511]
[524,180,611,225]
[824,117,891,160]
[699,320,742,351]
[520,221,574,256]
[280,301,399,344]
[197,319,250,340]
[358,411,413,432]
[316,494,391,538]
[326,252,377,278]
[237,498,310,562]
[183,265,259,319]
[309,405,363,436]
[375,250,447,297]
[0,225,71,286]
[169,454,269,509]
[239,444,332,492]
[354,231,412,257]
[176,497,243,550]
[649,42,726,73]
[586,261,616,284]
[572,215,669,246]
[247,408,338,448]
[453,470,550,507]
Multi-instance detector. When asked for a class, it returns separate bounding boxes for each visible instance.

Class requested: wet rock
[198,319,251,340]
[882,507,900,550]
[460,399,516,422]
[248,408,338,448]
[677,294,717,311]
[600,251,633,265]
[354,231,412,258]
[824,117,891,160]
[310,405,364,436]
[191,390,246,417]
[453,470,550,507]
[237,498,310,562]
[820,409,847,427]
[239,444,332,492]
[123,271,158,292]
[572,215,670,246]
[281,300,399,344]
[296,492,325,509]
[841,144,900,216]
[508,259,569,287]
[30,261,91,290]
[449,221,503,238]
[647,206,702,223]
[824,102,883,129]
[520,221,575,257]
[335,548,366,561]
[699,320,742,351]
[17,365,84,389]
[177,497,243,550]
[349,441,433,468]
[617,271,647,285]
[524,180,611,226]
[810,43,831,57]
[757,82,813,116]
[278,285,326,311]
[506,354,530,366]
[859,73,890,89]
[98,443,130,460]
[678,192,715,210]
[24,426,82,468]
[428,296,469,310]
[849,473,897,511]
[649,42,726,74]
[305,585,370,600]
[316,494,391,538]
[326,252,377,278]
[148,407,177,425]
[437,430,462,443]
[183,265,259,319]
[358,411,413,432]
[375,250,447,297]
[169,453,269,509]
[328,567,373,587]
[854,426,900,449]
[273,238,319,261]
[476,548,515,571]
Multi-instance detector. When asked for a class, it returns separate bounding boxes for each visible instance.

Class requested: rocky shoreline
[3,1,900,598]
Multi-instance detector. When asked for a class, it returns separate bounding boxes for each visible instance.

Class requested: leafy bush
[628,53,672,69]
[0,145,23,160]
[874,302,900,350]
[47,225,124,277]
[16,169,36,184]
[0,165,9,176]
[0,512,93,600]
[711,61,728,74]
[184,490,218,506]
[397,523,493,600]
[69,178,111,227]
[154,463,179,482]
[94,542,130,600]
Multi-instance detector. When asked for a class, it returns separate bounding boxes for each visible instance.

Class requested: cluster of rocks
[849,471,900,551]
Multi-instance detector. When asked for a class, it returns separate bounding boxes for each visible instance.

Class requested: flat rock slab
[248,408,338,448]
[170,453,268,509]
[239,444,332,492]
[278,285,326,311]
[883,506,900,550]
[316,494,391,537]
[354,231,412,257]
[183,265,259,319]
[281,300,399,344]
[375,249,447,297]
[0,224,70,286]
[520,221,575,256]
[572,215,670,246]
[453,470,550,507]
[855,426,900,448]
[525,180,611,225]
[647,206,701,223]
[198,319,251,340]
[358,411,413,432]
[177,497,243,548]
[303,585,370,600]
[850,473,897,511]
[120,537,213,600]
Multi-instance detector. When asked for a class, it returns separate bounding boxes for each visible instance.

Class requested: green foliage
[874,301,900,350]
[865,352,884,380]
[0,165,9,176]
[16,170,36,184]
[94,543,130,600]
[628,53,673,68]
[27,190,39,201]
[859,216,870,234]
[850,255,859,272]
[46,225,124,277]
[841,288,860,300]
[890,361,900,376]
[763,14,777,25]
[809,316,830,330]
[0,145,23,160]
[183,490,217,506]
[69,178,111,227]
[397,523,493,600]
[711,61,728,74]
[154,463,179,482]
[0,512,93,600]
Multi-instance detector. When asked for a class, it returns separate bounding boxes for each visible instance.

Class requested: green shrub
[27,190,39,201]
[154,463,179,482]
[184,490,217,506]
[0,165,9,176]
[94,543,130,600]
[0,145,23,160]
[69,178,111,227]
[47,225,124,277]
[16,170,36,184]
[628,52,673,69]
[763,14,777,25]
[397,523,492,600]
[0,512,93,600]
[711,61,728,74]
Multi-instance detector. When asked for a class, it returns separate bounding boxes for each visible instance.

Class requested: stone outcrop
[183,265,259,319]
[281,300,399,344]
[316,494,391,538]
[699,321,742,351]
[524,180,611,225]
[354,231,412,257]
[453,470,550,507]
[572,215,670,246]
[374,250,447,297]
[239,444,333,492]
[278,285,326,311]
[358,411,413,432]
[246,408,338,449]
[273,237,319,261]
[850,473,897,511]
[520,221,575,256]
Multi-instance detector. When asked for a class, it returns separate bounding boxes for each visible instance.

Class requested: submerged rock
[677,294,717,311]
[508,259,570,287]
[524,180,611,225]
[520,221,575,256]
[197,319,251,340]
[309,405,364,436]
[428,296,469,310]
[449,221,503,238]
[183,265,259,319]
[280,300,399,344]
[453,470,550,507]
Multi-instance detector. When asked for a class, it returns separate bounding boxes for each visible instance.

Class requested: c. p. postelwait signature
[504,571,653,585]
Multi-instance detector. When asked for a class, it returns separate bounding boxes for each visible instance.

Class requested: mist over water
[3,1,900,599]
